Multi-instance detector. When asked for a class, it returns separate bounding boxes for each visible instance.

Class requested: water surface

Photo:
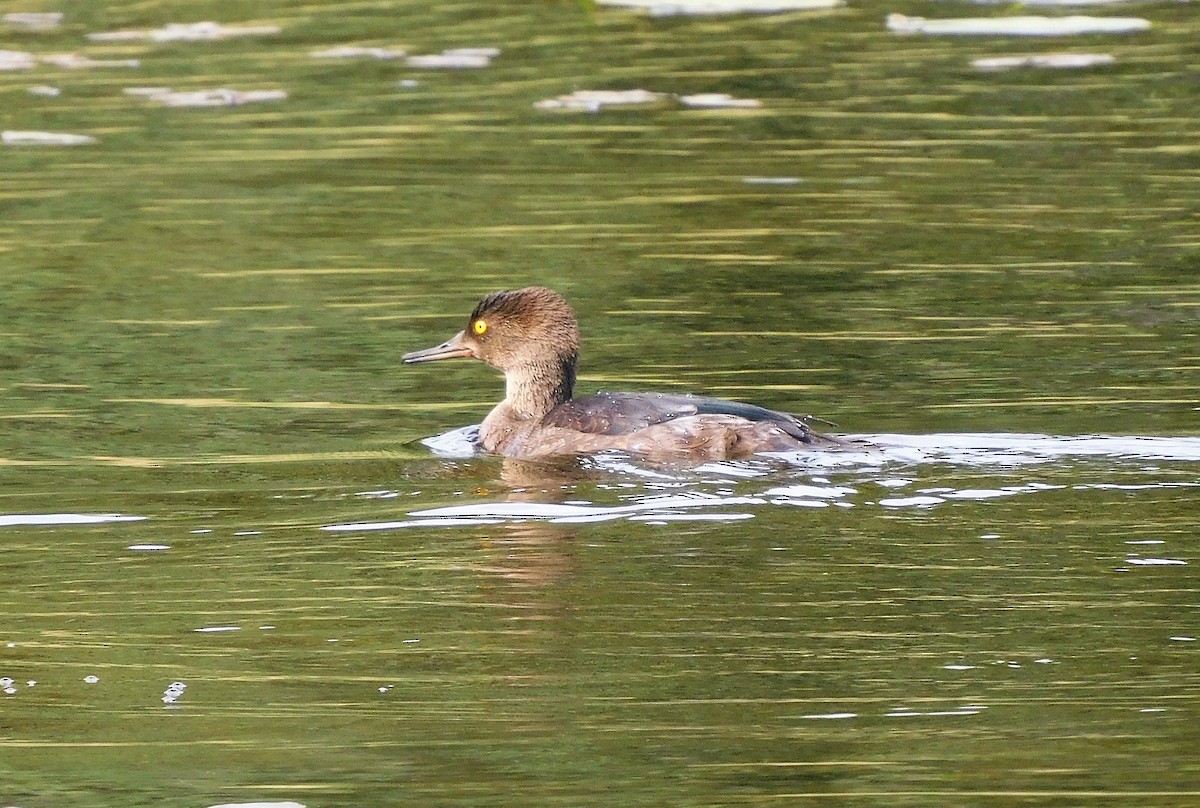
[2,0,1197,805]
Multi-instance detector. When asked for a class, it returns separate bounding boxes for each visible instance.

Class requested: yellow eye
[472,319,488,336]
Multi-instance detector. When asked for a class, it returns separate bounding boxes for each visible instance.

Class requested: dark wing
[541,392,826,443]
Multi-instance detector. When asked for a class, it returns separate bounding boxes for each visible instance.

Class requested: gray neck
[504,355,576,420]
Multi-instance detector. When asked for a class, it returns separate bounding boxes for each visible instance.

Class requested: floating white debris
[133,87,288,107]
[27,85,61,97]
[973,53,1115,70]
[4,12,63,30]
[128,544,171,551]
[598,0,841,15]
[0,49,36,70]
[311,45,407,60]
[886,13,1151,36]
[195,625,242,633]
[405,48,499,69]
[162,680,187,705]
[678,92,762,109]
[1126,557,1186,566]
[535,89,667,112]
[205,803,306,808]
[84,675,99,684]
[40,53,141,69]
[87,21,282,43]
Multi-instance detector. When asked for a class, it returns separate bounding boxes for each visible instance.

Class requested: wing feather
[542,392,823,443]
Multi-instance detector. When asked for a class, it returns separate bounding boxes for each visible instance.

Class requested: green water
[2,0,1198,805]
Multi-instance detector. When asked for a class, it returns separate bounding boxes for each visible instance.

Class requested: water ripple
[323,433,1200,530]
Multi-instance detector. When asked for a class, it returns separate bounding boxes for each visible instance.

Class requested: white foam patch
[132,88,287,107]
[887,13,1151,36]
[973,53,1115,71]
[2,130,96,146]
[0,50,36,70]
[311,46,406,60]
[879,495,945,508]
[88,22,281,42]
[39,53,140,69]
[406,48,499,69]
[535,89,667,112]
[4,12,63,30]
[742,176,801,185]
[0,513,146,526]
[960,0,1139,5]
[679,93,762,109]
[599,0,841,14]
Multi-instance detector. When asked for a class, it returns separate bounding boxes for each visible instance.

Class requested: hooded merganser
[402,287,852,461]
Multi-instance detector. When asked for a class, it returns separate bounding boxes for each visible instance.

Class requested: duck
[402,286,855,461]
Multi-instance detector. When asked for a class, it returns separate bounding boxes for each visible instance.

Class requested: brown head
[403,287,580,415]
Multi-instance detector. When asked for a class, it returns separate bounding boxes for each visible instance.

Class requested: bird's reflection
[471,456,593,590]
